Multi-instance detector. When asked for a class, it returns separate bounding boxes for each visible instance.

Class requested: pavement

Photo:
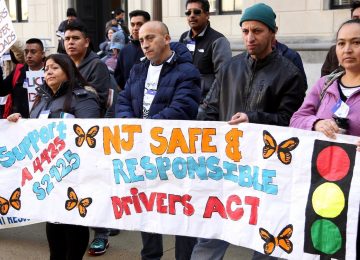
[0,223,253,260]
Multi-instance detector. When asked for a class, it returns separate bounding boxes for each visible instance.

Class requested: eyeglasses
[185,9,202,16]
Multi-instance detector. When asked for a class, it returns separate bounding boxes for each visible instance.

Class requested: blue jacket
[115,42,201,120]
[114,37,143,90]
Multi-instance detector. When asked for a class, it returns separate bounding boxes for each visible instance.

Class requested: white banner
[0,119,358,260]
[0,0,17,57]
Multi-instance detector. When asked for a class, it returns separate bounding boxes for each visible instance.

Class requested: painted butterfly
[73,124,99,148]
[263,130,299,165]
[65,187,92,218]
[0,188,21,215]
[259,224,293,255]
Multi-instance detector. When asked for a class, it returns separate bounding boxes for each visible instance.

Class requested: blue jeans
[190,238,229,260]
[252,251,278,260]
[191,238,278,260]
[141,232,197,260]
[92,227,110,239]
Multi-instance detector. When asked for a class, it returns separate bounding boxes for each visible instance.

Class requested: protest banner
[0,119,358,259]
[0,0,17,57]
[25,71,45,111]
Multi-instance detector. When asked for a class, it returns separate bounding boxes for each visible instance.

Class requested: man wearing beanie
[190,3,306,260]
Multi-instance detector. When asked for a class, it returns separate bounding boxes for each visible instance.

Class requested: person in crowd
[57,8,79,53]
[105,30,126,73]
[58,8,78,33]
[63,20,117,254]
[0,38,45,119]
[190,3,306,260]
[321,0,360,76]
[115,21,201,260]
[114,10,151,90]
[64,20,111,116]
[179,0,232,119]
[274,40,307,87]
[7,53,100,260]
[98,27,118,60]
[105,7,130,39]
[1,40,25,77]
[291,19,360,258]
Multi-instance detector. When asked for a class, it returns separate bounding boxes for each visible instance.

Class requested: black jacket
[205,51,306,126]
[114,37,144,90]
[321,45,339,77]
[0,64,30,118]
[179,24,232,102]
[30,82,100,119]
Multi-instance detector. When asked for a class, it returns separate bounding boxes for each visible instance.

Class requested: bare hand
[356,139,360,152]
[314,119,339,139]
[7,113,22,122]
[228,112,249,125]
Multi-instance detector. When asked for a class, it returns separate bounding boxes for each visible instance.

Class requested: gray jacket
[30,82,100,119]
[78,51,111,112]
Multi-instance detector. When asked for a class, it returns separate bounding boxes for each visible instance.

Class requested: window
[330,0,351,9]
[5,0,28,22]
[209,0,242,14]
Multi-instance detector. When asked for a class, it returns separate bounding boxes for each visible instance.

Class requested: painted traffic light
[304,140,356,259]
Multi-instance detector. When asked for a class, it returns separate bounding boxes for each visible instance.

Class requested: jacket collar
[246,49,278,70]
[184,22,210,41]
[37,81,70,99]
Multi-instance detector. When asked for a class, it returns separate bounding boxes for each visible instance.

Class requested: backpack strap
[3,63,25,118]
[318,68,345,107]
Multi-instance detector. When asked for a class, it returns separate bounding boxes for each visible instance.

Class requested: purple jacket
[290,76,360,136]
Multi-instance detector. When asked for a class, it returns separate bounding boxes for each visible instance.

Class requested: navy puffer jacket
[115,42,201,120]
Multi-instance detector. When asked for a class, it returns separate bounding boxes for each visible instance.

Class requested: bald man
[115,21,201,259]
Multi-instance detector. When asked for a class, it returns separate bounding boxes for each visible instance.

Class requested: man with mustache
[179,0,232,119]
[190,3,306,260]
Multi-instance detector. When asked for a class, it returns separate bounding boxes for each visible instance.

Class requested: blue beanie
[240,3,276,32]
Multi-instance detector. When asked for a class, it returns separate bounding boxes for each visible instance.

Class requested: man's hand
[356,139,360,152]
[313,119,339,139]
[228,112,249,125]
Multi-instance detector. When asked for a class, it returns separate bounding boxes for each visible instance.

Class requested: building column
[152,0,162,21]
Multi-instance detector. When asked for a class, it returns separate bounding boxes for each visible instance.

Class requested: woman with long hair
[8,53,100,259]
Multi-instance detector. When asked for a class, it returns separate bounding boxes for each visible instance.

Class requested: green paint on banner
[311,219,342,254]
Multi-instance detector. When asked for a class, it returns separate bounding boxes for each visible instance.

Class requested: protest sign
[25,71,45,111]
[0,0,17,57]
[0,119,358,259]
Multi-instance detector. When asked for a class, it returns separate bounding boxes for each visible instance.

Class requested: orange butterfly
[263,130,299,165]
[65,187,92,218]
[259,224,293,255]
[0,188,21,215]
[73,124,99,148]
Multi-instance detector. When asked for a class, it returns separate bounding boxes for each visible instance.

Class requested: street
[0,223,253,259]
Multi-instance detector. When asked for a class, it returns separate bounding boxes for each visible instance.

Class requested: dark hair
[336,18,360,39]
[351,1,360,16]
[41,54,89,113]
[129,10,151,21]
[185,0,210,12]
[115,8,125,15]
[66,8,77,17]
[26,38,44,51]
[64,20,89,38]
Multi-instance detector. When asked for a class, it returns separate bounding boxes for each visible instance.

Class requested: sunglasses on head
[185,8,202,16]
